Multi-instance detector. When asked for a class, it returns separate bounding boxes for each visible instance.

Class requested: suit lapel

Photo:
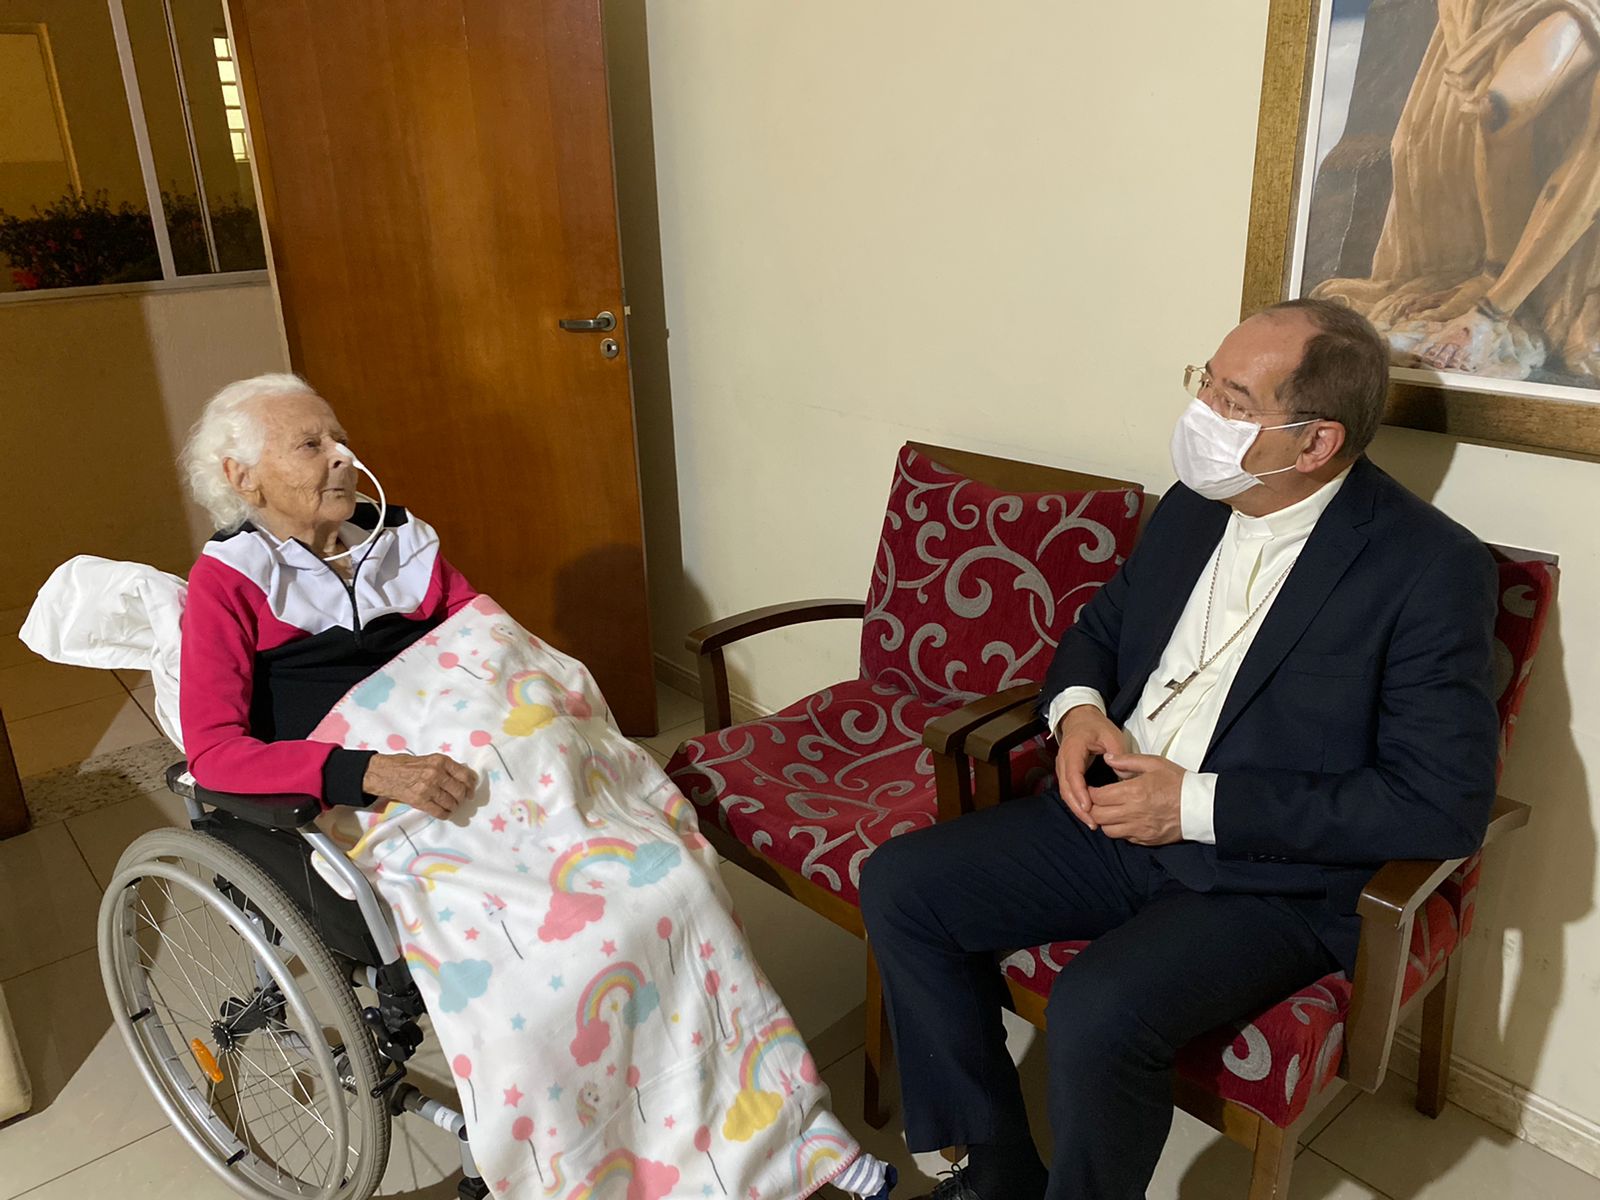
[1109,498,1229,721]
[1202,459,1378,760]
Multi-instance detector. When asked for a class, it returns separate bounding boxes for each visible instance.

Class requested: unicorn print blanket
[310,596,861,1199]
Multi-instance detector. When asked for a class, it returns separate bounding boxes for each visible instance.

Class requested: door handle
[559,311,616,332]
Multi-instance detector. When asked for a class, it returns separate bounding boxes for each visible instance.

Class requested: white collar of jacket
[1230,465,1352,543]
[202,503,443,636]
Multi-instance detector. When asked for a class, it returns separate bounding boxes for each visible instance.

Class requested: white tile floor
[1,672,1596,1199]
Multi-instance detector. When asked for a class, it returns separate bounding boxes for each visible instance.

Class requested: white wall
[614,0,1600,1155]
[0,282,288,609]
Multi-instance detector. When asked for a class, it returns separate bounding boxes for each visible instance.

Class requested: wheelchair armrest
[166,761,322,829]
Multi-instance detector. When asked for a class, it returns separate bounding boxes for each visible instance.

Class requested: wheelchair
[97,762,488,1200]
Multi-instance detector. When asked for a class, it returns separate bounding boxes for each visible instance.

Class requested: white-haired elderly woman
[179,372,476,818]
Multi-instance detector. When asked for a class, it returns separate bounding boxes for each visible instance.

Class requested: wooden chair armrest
[684,599,865,655]
[965,688,1046,762]
[684,599,865,734]
[959,687,1048,809]
[1345,793,1530,1091]
[922,684,1042,824]
[922,684,1042,756]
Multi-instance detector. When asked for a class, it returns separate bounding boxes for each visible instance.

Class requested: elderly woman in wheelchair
[54,374,890,1200]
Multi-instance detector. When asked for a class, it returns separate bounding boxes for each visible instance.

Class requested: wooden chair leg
[1417,952,1462,1118]
[1247,1121,1296,1200]
[863,946,894,1129]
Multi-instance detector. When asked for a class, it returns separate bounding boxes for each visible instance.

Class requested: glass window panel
[171,5,262,268]
[0,0,264,293]
[123,0,208,274]
[0,6,161,292]
[124,0,264,275]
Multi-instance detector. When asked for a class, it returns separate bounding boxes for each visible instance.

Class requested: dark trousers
[859,787,1338,1200]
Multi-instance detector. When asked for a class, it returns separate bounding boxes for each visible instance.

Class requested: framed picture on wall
[1242,0,1600,455]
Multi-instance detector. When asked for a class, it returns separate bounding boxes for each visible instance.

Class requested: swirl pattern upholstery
[998,552,1557,1129]
[667,445,1144,907]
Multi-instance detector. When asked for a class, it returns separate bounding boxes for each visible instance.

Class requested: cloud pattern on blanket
[310,596,858,1200]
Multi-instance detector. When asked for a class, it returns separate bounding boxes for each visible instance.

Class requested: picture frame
[1241,0,1600,456]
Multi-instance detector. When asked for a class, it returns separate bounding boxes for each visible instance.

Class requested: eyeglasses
[1182,364,1310,425]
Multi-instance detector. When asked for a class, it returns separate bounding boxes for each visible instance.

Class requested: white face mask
[1169,396,1313,501]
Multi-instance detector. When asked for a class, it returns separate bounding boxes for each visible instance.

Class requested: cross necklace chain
[1145,547,1298,722]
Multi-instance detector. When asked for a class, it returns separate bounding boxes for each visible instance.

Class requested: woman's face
[226,391,359,543]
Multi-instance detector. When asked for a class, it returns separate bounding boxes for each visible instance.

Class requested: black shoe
[910,1165,985,1200]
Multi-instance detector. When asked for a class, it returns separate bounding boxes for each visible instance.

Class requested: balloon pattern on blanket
[308,595,857,1200]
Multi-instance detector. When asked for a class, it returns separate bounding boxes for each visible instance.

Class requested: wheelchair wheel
[99,828,390,1200]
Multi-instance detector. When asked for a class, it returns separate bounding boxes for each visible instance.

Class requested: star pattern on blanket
[315,602,861,1197]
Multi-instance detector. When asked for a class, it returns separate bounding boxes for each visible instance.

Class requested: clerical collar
[1232,465,1352,542]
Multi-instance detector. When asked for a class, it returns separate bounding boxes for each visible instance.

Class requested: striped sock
[833,1153,895,1199]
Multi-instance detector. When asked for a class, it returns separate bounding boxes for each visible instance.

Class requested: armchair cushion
[667,680,955,905]
[1000,890,1460,1128]
[859,445,1142,707]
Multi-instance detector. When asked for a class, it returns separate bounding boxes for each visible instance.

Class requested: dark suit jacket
[1038,456,1499,971]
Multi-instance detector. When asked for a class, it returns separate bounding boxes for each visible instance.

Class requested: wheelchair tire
[99,827,390,1200]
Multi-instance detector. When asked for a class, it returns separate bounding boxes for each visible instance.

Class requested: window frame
[0,0,268,305]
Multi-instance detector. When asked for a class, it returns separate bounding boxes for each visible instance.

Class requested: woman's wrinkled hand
[362,753,478,819]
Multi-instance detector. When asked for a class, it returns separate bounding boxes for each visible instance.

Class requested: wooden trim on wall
[1240,0,1600,458]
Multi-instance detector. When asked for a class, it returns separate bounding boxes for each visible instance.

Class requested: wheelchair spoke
[105,832,388,1199]
[233,1042,339,1146]
[231,1048,339,1187]
[136,910,217,1024]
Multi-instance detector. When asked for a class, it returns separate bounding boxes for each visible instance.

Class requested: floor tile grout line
[0,941,101,987]
[1304,1085,1364,1152]
[1302,1145,1399,1199]
[0,688,139,727]
[818,1038,868,1074]
[9,1123,174,1199]
[63,819,104,904]
[1302,1085,1363,1151]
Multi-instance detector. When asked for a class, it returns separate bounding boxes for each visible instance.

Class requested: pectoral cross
[1146,668,1199,722]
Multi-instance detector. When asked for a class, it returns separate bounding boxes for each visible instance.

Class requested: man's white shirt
[1044,468,1351,843]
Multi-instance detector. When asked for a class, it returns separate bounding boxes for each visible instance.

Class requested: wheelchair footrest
[458,1179,491,1200]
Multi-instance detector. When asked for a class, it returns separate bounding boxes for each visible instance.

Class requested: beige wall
[0,281,287,608]
[612,0,1600,1148]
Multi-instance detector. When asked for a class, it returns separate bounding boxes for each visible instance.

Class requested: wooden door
[228,0,657,734]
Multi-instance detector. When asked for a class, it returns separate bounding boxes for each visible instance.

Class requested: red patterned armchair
[666,442,1144,1115]
[923,545,1557,1199]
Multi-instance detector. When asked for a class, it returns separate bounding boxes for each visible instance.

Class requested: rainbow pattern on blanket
[305,597,857,1199]
[564,1149,678,1200]
[793,1126,854,1191]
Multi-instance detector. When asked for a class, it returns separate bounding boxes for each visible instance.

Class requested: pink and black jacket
[180,503,478,808]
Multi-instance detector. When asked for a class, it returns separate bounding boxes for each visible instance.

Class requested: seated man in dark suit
[860,298,1499,1200]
